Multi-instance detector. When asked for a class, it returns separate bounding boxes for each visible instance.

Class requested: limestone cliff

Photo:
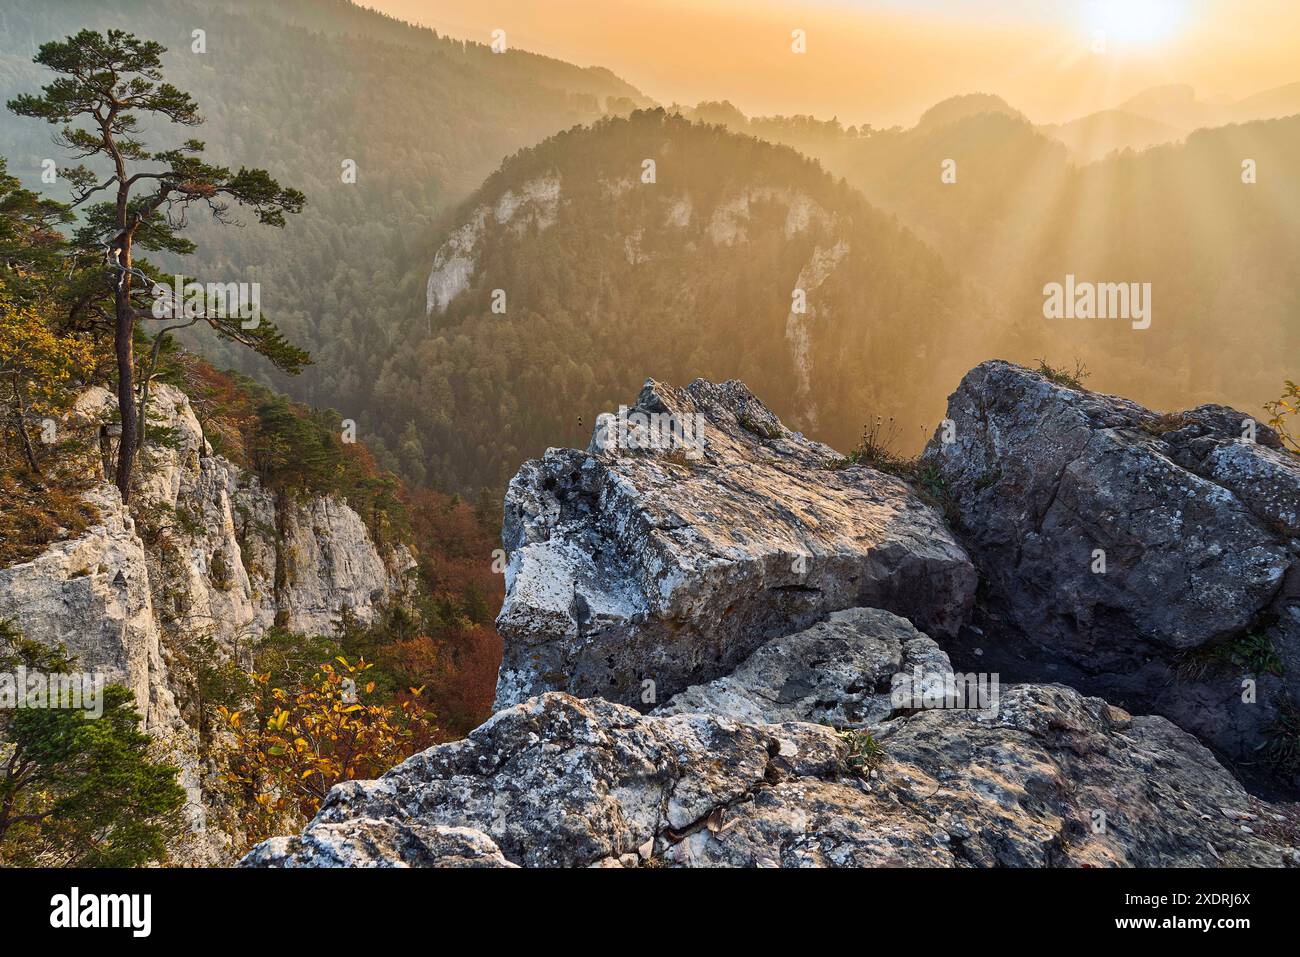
[0,383,414,857]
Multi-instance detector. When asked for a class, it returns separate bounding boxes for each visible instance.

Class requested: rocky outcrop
[495,378,976,711]
[40,384,414,659]
[247,367,1300,868]
[426,174,561,316]
[243,681,1299,868]
[0,384,416,858]
[923,360,1300,786]
[133,384,414,646]
[0,482,177,730]
[227,476,414,638]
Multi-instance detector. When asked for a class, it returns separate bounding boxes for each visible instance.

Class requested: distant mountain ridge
[1040,81,1300,161]
[1038,109,1185,164]
[915,93,1028,130]
[376,109,996,489]
[5,4,1296,494]
[678,94,1300,424]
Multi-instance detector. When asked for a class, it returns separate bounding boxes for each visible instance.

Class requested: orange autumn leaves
[216,656,437,847]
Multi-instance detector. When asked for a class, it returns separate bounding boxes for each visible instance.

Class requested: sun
[1088,0,1188,48]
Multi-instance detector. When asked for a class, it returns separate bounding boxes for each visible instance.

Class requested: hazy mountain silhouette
[915,93,1028,131]
[681,97,1300,426]
[1040,81,1300,161]
[387,110,997,489]
[3,2,1297,492]
[1039,110,1184,163]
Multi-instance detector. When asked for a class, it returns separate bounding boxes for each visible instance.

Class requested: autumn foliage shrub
[402,487,506,736]
[215,657,437,849]
[377,622,503,739]
[0,282,100,565]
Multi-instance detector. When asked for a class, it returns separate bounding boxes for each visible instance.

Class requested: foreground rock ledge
[495,378,976,711]
[242,686,1299,868]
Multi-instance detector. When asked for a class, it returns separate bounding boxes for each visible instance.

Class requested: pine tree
[0,620,186,867]
[7,29,308,503]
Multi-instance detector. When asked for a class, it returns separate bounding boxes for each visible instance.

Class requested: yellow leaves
[0,285,95,412]
[213,655,439,853]
[1265,380,1300,454]
[331,655,376,675]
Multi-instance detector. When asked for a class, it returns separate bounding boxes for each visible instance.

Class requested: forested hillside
[379,109,995,490]
[0,0,649,489]
[6,2,1295,496]
[685,98,1300,424]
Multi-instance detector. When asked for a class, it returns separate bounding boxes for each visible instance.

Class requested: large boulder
[243,687,1300,868]
[495,378,977,710]
[923,360,1300,786]
[655,607,956,728]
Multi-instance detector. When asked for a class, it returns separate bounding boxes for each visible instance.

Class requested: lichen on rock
[495,377,977,711]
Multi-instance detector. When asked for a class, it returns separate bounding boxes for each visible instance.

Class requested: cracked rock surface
[244,368,1300,867]
[495,377,976,711]
[242,686,1299,868]
[655,607,954,727]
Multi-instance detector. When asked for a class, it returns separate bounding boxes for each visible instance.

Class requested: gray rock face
[0,384,415,859]
[243,821,515,869]
[656,607,954,728]
[132,384,414,645]
[242,686,1300,868]
[495,378,977,710]
[0,482,177,731]
[922,360,1300,782]
[227,477,415,639]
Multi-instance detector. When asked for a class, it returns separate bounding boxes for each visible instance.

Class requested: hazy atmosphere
[373,0,1300,125]
[1,0,1299,905]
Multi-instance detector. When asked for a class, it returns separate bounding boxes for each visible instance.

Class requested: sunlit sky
[366,0,1300,125]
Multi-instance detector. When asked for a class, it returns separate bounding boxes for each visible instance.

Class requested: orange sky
[365,0,1300,126]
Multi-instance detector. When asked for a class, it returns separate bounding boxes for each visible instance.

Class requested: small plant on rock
[1176,629,1283,681]
[1035,358,1090,391]
[838,728,884,778]
[738,412,782,440]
